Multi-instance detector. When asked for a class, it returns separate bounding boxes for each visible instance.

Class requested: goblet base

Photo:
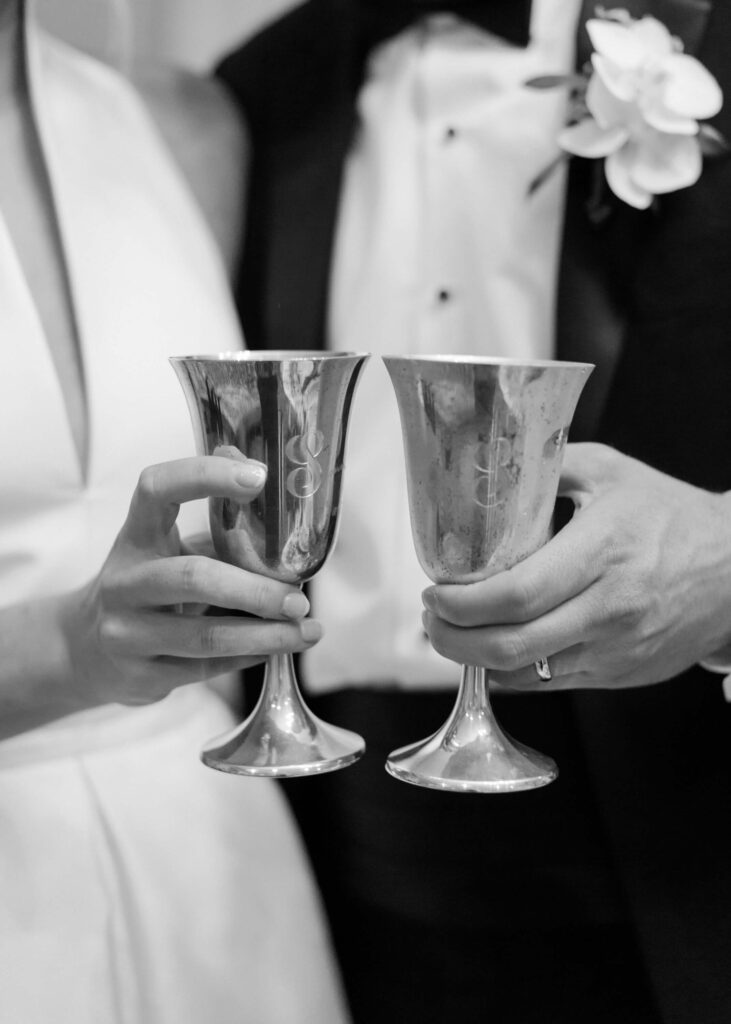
[386,732,557,792]
[201,712,365,778]
[201,651,365,777]
[385,667,557,792]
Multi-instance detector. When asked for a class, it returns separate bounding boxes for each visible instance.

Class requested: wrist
[55,584,105,711]
[0,593,94,740]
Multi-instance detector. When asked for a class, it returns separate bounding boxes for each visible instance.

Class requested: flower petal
[641,94,698,135]
[592,53,637,102]
[559,118,628,158]
[586,71,635,130]
[605,145,654,208]
[631,16,676,59]
[630,131,702,194]
[586,19,644,69]
[662,54,723,119]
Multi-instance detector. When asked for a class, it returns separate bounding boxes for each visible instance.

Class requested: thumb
[557,442,617,509]
[123,455,267,549]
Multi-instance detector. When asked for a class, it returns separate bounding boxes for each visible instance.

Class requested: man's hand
[61,455,320,707]
[421,443,731,690]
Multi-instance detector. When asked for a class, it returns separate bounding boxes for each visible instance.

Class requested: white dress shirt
[302,0,583,691]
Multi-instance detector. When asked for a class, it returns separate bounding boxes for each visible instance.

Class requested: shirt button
[444,126,458,142]
[437,288,451,303]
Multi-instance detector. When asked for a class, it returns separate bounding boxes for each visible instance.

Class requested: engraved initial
[473,435,511,509]
[285,430,325,498]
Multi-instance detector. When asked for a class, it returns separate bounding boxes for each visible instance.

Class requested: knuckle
[605,579,646,629]
[97,613,128,650]
[136,466,159,502]
[271,622,302,651]
[247,578,272,616]
[618,591,646,629]
[180,557,208,598]
[503,574,541,621]
[586,442,622,478]
[598,525,635,573]
[197,624,220,657]
[491,630,529,671]
[592,442,618,466]
[271,622,294,648]
[189,458,211,488]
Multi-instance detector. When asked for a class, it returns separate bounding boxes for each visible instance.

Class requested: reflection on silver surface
[383,355,593,793]
[172,351,367,584]
[171,351,368,777]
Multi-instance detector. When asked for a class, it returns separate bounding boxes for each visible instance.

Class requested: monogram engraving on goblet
[473,435,513,510]
[285,430,325,499]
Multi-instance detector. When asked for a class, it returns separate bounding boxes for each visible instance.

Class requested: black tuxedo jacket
[219,2,731,1018]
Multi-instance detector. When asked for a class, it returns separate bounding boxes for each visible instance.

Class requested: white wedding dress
[0,16,349,1024]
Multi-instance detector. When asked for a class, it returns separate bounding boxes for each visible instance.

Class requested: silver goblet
[171,351,368,776]
[383,355,593,793]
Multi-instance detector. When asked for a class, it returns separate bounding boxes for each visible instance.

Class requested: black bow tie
[355,0,532,51]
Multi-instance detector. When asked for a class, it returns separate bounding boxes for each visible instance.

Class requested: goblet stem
[201,653,365,777]
[386,665,557,793]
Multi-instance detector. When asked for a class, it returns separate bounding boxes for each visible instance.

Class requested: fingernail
[422,588,438,613]
[282,592,310,620]
[300,619,323,643]
[236,462,267,489]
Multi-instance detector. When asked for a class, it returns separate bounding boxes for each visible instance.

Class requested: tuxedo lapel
[253,91,354,352]
[556,0,714,441]
[220,0,363,352]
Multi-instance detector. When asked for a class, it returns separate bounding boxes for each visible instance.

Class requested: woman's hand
[61,455,321,707]
[421,443,731,691]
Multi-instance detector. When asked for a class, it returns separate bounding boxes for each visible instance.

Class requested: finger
[421,444,631,629]
[123,456,267,548]
[102,611,322,659]
[423,515,602,628]
[119,653,272,702]
[111,557,310,620]
[491,655,642,692]
[422,583,602,671]
[558,442,629,506]
[490,645,591,691]
[150,653,271,689]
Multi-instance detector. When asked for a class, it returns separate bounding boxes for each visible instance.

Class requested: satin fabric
[0,16,348,1024]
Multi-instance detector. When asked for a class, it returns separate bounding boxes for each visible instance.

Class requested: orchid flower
[558,11,723,209]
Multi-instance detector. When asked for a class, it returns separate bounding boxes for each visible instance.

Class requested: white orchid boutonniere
[529,7,726,213]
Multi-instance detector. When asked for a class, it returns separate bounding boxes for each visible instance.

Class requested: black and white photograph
[1,1,730,1022]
